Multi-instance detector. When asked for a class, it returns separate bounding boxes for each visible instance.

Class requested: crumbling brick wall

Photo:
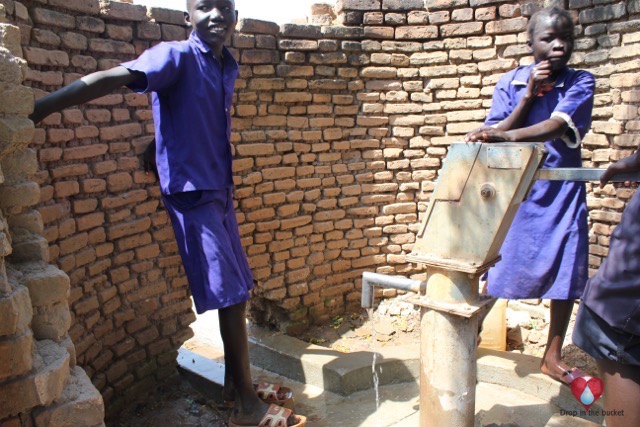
[0,2,104,425]
[1,0,639,418]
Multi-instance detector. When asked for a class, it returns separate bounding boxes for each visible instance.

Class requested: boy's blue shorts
[573,304,640,367]
[162,189,254,314]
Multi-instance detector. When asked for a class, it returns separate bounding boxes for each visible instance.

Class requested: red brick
[137,21,162,40]
[49,0,100,14]
[135,201,159,216]
[107,173,133,192]
[116,233,152,251]
[39,147,63,162]
[77,212,105,231]
[107,208,131,223]
[148,338,171,357]
[133,326,159,347]
[136,243,160,260]
[82,179,107,194]
[93,160,118,175]
[88,259,111,276]
[88,227,106,245]
[47,128,74,143]
[88,94,124,106]
[108,217,152,240]
[101,190,148,209]
[99,123,142,141]
[76,247,97,267]
[95,243,114,257]
[74,295,99,315]
[54,181,80,198]
[105,360,128,383]
[106,24,133,42]
[73,199,98,214]
[100,0,147,20]
[111,108,131,122]
[27,69,64,86]
[32,129,46,145]
[75,126,101,140]
[39,203,68,224]
[116,276,136,294]
[85,109,111,123]
[161,24,187,41]
[56,219,75,240]
[126,283,166,305]
[23,46,70,66]
[52,164,89,179]
[59,233,89,256]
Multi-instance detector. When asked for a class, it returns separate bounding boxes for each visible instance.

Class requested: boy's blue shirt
[121,32,238,195]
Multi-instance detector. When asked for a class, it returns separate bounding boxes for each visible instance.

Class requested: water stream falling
[367,307,381,418]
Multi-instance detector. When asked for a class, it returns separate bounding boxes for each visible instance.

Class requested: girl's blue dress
[485,65,595,299]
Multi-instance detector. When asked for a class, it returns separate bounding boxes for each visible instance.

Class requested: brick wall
[0,2,104,425]
[2,0,639,416]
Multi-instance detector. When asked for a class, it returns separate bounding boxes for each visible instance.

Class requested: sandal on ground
[224,383,295,409]
[227,404,306,427]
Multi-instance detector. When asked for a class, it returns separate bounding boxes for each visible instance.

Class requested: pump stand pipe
[361,271,426,309]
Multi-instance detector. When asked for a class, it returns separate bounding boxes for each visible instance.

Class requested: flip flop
[255,382,294,406]
[224,383,295,409]
[561,367,586,385]
[227,403,306,427]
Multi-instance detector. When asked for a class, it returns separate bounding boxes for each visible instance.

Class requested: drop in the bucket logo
[570,376,604,410]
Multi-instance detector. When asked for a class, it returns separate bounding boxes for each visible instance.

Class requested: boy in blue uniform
[31,1,305,426]
[466,7,595,385]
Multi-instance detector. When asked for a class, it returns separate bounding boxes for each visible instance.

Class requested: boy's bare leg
[596,359,640,427]
[218,301,269,424]
[540,299,574,382]
[222,351,234,402]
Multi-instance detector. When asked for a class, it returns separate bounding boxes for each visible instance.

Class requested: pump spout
[361,271,425,309]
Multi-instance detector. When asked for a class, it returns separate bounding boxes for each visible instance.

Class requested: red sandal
[255,382,294,407]
[227,404,306,427]
[224,383,294,409]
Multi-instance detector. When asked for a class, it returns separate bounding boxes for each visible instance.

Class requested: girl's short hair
[527,7,575,41]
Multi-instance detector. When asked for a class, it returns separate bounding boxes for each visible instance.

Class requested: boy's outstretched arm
[30,66,144,124]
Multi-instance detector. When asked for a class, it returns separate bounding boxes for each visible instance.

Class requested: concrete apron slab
[180,323,604,426]
[178,346,600,427]
[247,325,603,421]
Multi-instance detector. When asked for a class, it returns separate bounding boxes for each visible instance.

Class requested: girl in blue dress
[466,7,595,385]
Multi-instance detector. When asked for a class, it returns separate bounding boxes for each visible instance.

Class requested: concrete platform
[180,310,604,426]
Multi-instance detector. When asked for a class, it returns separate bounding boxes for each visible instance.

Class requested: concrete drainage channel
[246,324,419,397]
[178,322,603,427]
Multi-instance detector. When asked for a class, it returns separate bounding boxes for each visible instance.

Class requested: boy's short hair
[527,6,575,41]
[185,0,236,11]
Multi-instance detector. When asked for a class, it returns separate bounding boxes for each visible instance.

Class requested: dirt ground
[297,296,597,376]
[111,295,596,426]
[106,379,230,427]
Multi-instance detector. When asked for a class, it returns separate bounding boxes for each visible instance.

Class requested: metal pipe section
[535,167,640,182]
[361,271,425,309]
[421,268,480,427]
